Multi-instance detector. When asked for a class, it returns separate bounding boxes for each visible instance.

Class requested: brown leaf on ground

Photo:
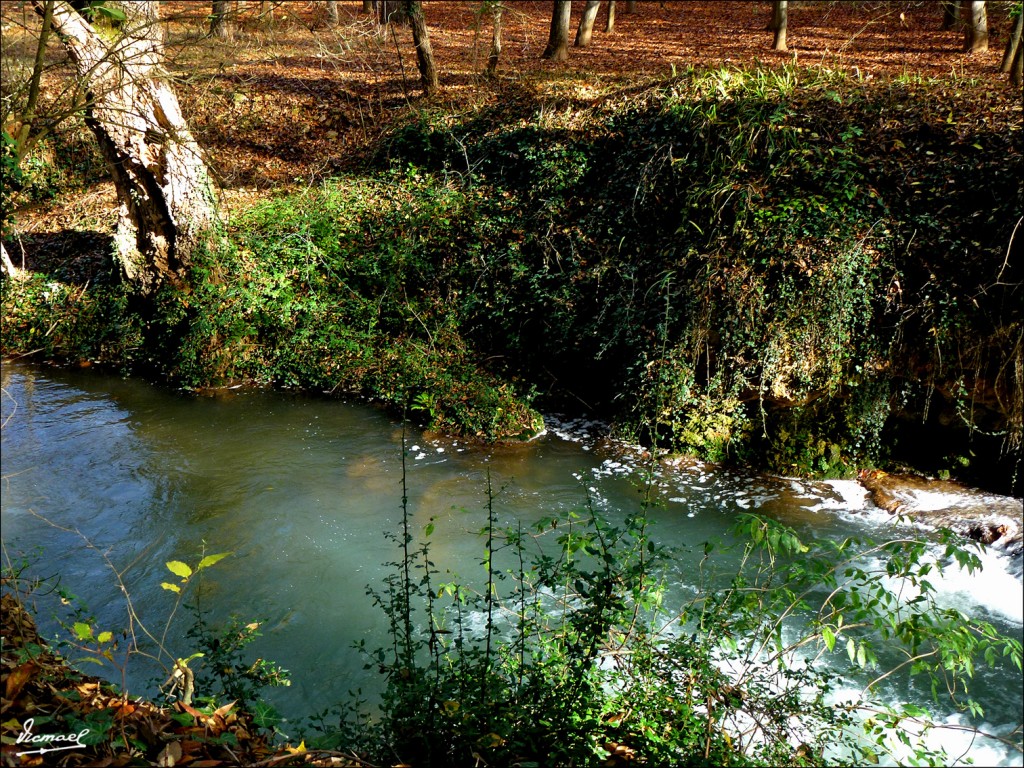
[4,663,36,701]
[1,0,1016,250]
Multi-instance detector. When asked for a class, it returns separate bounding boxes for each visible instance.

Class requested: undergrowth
[2,64,1021,489]
[297,444,1023,767]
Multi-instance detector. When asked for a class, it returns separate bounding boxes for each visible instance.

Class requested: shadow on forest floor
[2,230,115,285]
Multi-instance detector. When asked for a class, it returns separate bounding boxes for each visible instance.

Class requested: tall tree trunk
[378,0,407,26]
[15,0,52,160]
[605,0,615,34]
[543,0,571,61]
[210,0,234,41]
[626,1,636,12]
[38,0,219,295]
[941,0,959,30]
[575,0,601,47]
[405,0,437,96]
[363,0,374,13]
[487,1,503,75]
[1012,34,1023,87]
[963,0,988,52]
[326,0,339,25]
[772,0,788,51]
[1001,10,1022,72]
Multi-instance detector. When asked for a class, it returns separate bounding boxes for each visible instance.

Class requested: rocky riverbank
[858,471,1023,565]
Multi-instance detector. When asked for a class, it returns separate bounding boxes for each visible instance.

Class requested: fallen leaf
[157,740,183,767]
[5,662,37,699]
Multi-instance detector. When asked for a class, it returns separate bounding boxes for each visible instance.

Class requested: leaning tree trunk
[605,0,615,33]
[963,0,988,53]
[405,0,437,96]
[575,0,601,47]
[543,0,572,61]
[1,243,20,279]
[38,0,219,295]
[1001,10,1022,73]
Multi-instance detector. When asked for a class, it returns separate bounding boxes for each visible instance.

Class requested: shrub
[314,455,1022,767]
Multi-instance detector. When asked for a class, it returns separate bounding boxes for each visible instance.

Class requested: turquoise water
[2,361,1021,765]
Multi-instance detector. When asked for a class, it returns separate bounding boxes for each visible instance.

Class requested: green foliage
[1,129,22,237]
[0,273,142,367]
[156,550,291,714]
[3,65,1019,487]
[313,459,1022,767]
[75,1,128,23]
[5,543,287,724]
[185,615,291,712]
[168,175,544,440]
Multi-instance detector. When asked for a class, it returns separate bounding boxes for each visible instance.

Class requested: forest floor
[2,0,1017,246]
[169,0,1017,190]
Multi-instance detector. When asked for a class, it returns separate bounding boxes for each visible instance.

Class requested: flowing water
[2,361,1021,765]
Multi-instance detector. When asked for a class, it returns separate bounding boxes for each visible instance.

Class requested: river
[1,361,1021,765]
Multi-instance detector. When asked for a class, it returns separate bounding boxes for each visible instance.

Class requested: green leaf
[73,622,94,641]
[97,631,113,644]
[95,5,128,22]
[197,552,232,571]
[166,560,193,579]
[857,643,867,668]
[161,582,182,593]
[424,523,435,537]
[901,703,929,718]
[822,625,836,652]
[847,637,856,663]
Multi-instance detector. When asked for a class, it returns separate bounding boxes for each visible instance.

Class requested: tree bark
[38,0,219,295]
[1,242,21,279]
[575,0,601,47]
[405,0,437,96]
[626,1,636,12]
[1012,33,1023,87]
[210,0,234,41]
[963,0,987,53]
[941,0,959,30]
[1001,10,1022,73]
[605,0,615,34]
[771,0,788,51]
[543,0,571,61]
[15,0,53,161]
[487,1,503,75]
[326,0,339,25]
[378,0,407,26]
